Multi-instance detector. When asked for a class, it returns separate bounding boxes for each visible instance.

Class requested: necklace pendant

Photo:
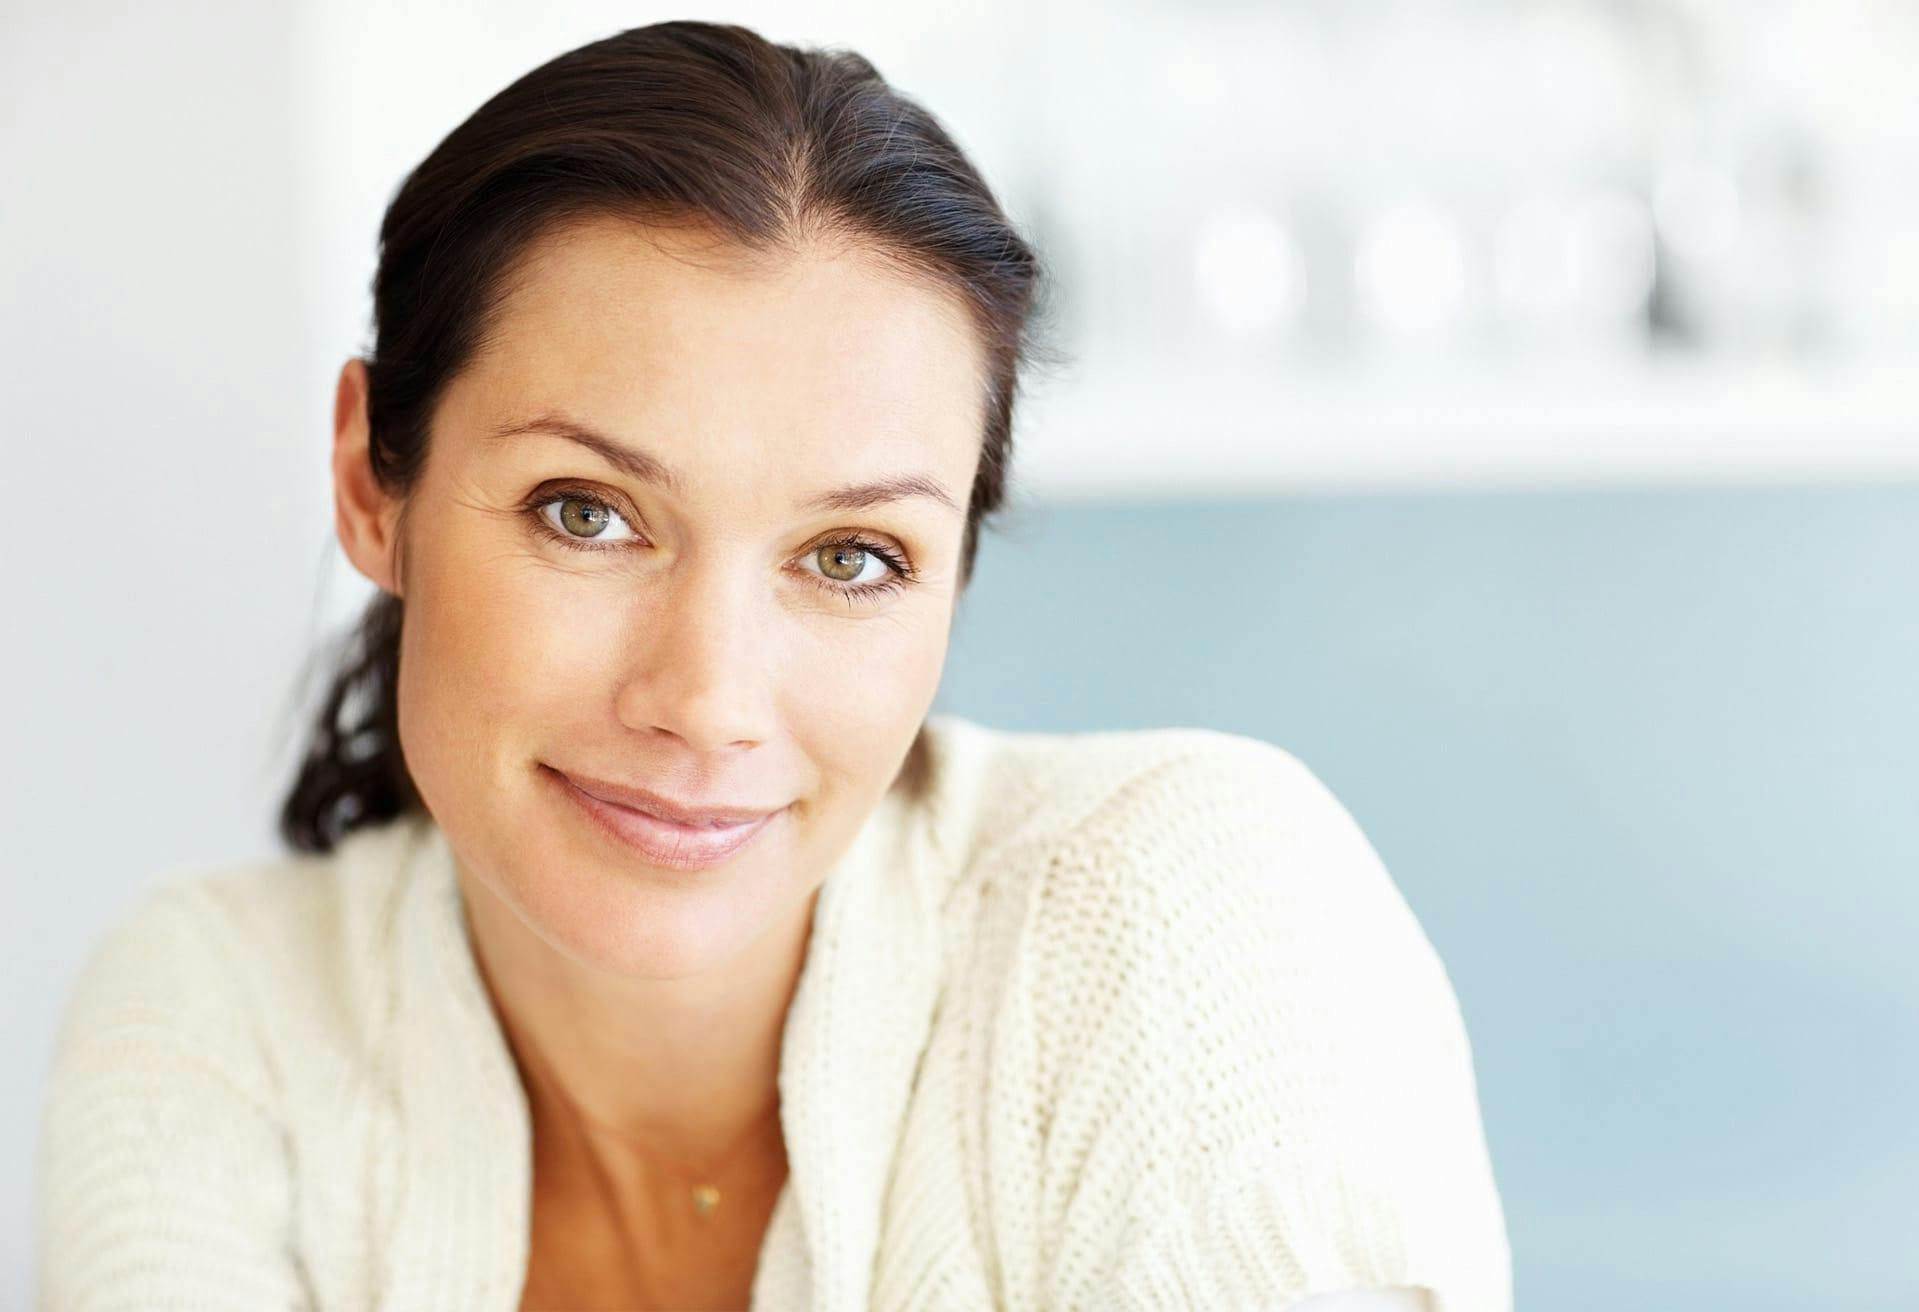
[691,1185,721,1217]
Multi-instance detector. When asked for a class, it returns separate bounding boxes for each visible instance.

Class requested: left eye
[537,494,639,544]
[801,540,893,589]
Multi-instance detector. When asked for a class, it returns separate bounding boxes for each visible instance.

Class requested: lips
[546,767,786,870]
[553,769,782,827]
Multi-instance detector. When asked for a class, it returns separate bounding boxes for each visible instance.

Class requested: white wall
[2,4,320,1302]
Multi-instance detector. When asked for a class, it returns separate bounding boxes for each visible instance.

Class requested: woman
[35,20,1509,1311]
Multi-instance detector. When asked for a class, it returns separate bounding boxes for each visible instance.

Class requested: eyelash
[520,485,920,606]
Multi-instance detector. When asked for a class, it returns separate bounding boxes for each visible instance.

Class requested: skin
[330,212,987,1309]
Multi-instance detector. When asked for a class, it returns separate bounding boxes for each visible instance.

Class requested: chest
[516,1153,787,1312]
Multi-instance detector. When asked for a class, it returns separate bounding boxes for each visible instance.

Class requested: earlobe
[331,357,403,598]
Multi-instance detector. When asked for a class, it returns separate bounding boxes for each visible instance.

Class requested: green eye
[800,537,916,606]
[557,496,617,538]
[533,492,638,546]
[815,542,873,584]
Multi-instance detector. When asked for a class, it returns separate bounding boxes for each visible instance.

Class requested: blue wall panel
[934,484,1919,1309]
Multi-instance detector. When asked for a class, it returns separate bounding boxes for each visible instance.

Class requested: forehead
[458,214,987,458]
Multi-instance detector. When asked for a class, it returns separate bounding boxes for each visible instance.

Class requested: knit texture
[35,713,1511,1310]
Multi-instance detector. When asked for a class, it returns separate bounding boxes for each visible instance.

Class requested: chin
[492,785,809,981]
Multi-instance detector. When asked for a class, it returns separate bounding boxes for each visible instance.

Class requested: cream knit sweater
[35,714,1511,1311]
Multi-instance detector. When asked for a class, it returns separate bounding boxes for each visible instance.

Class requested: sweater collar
[753,774,947,1307]
[390,736,958,1310]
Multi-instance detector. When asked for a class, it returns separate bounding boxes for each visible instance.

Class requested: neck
[458,863,818,1172]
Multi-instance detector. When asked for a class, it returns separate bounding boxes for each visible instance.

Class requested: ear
[331,357,405,597]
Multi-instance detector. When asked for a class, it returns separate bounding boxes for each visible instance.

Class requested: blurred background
[5,0,1916,1306]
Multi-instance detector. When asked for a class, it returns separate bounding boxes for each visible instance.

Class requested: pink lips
[548,767,783,870]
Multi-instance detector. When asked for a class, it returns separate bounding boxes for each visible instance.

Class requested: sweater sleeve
[34,878,313,1311]
[1032,735,1512,1312]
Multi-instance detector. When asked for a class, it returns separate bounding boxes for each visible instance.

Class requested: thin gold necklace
[519,1033,783,1219]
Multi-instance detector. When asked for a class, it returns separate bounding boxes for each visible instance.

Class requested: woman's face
[350,215,986,980]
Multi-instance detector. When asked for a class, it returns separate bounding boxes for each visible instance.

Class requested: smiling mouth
[545,766,786,870]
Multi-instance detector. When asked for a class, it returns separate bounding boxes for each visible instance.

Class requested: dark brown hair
[276,20,1061,853]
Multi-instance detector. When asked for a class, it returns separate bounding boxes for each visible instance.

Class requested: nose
[611,555,778,754]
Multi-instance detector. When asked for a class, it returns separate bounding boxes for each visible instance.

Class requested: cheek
[419,570,573,715]
[792,606,952,775]
[393,539,597,812]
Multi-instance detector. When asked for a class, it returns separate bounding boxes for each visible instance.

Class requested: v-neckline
[393,752,957,1310]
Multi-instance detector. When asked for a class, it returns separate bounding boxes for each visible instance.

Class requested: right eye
[529,491,642,551]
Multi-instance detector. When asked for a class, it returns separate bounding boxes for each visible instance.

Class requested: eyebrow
[484,413,961,515]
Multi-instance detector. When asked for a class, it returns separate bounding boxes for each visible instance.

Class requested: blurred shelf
[1014,356,1919,500]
